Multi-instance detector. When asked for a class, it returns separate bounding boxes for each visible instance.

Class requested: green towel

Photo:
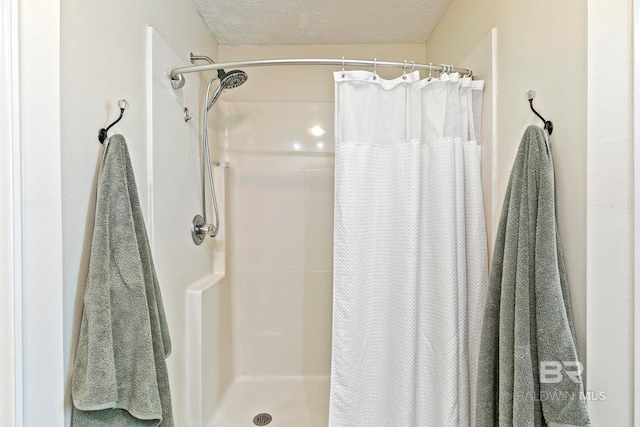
[475,126,591,427]
[72,135,173,426]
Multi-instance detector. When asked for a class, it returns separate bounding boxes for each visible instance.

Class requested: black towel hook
[526,90,553,135]
[98,99,129,143]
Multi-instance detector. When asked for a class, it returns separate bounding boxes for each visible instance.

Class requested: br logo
[539,361,584,384]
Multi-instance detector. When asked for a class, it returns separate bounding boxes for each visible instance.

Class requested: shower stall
[148,24,495,426]
[212,47,491,427]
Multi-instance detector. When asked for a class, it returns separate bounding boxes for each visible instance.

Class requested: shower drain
[253,412,273,426]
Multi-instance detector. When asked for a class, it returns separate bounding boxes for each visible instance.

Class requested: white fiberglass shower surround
[165,52,487,427]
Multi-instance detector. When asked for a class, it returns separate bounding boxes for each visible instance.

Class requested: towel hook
[99,99,129,144]
[526,90,553,135]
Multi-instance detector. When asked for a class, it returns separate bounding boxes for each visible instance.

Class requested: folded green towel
[72,135,173,426]
[475,126,591,427]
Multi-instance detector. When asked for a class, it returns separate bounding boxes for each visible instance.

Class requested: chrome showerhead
[206,69,248,110]
[218,69,248,90]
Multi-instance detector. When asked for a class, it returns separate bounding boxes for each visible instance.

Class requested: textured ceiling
[191,0,451,45]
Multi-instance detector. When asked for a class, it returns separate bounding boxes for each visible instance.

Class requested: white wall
[0,0,19,424]
[587,0,633,424]
[19,0,65,424]
[59,1,218,425]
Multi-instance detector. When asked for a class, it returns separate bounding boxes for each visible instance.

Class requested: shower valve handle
[197,223,216,235]
[191,214,217,245]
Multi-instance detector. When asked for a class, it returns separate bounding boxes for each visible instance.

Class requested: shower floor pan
[210,376,330,427]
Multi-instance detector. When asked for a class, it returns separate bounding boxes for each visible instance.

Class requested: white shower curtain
[329,70,487,427]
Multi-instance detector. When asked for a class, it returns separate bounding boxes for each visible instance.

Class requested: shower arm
[190,53,215,65]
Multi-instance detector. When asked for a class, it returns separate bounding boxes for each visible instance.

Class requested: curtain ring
[342,56,345,72]
[466,67,473,78]
[439,64,447,76]
[403,60,408,75]
[428,62,432,79]
[372,58,377,80]
[410,61,416,73]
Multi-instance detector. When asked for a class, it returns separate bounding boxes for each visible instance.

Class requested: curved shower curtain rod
[169,57,474,89]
